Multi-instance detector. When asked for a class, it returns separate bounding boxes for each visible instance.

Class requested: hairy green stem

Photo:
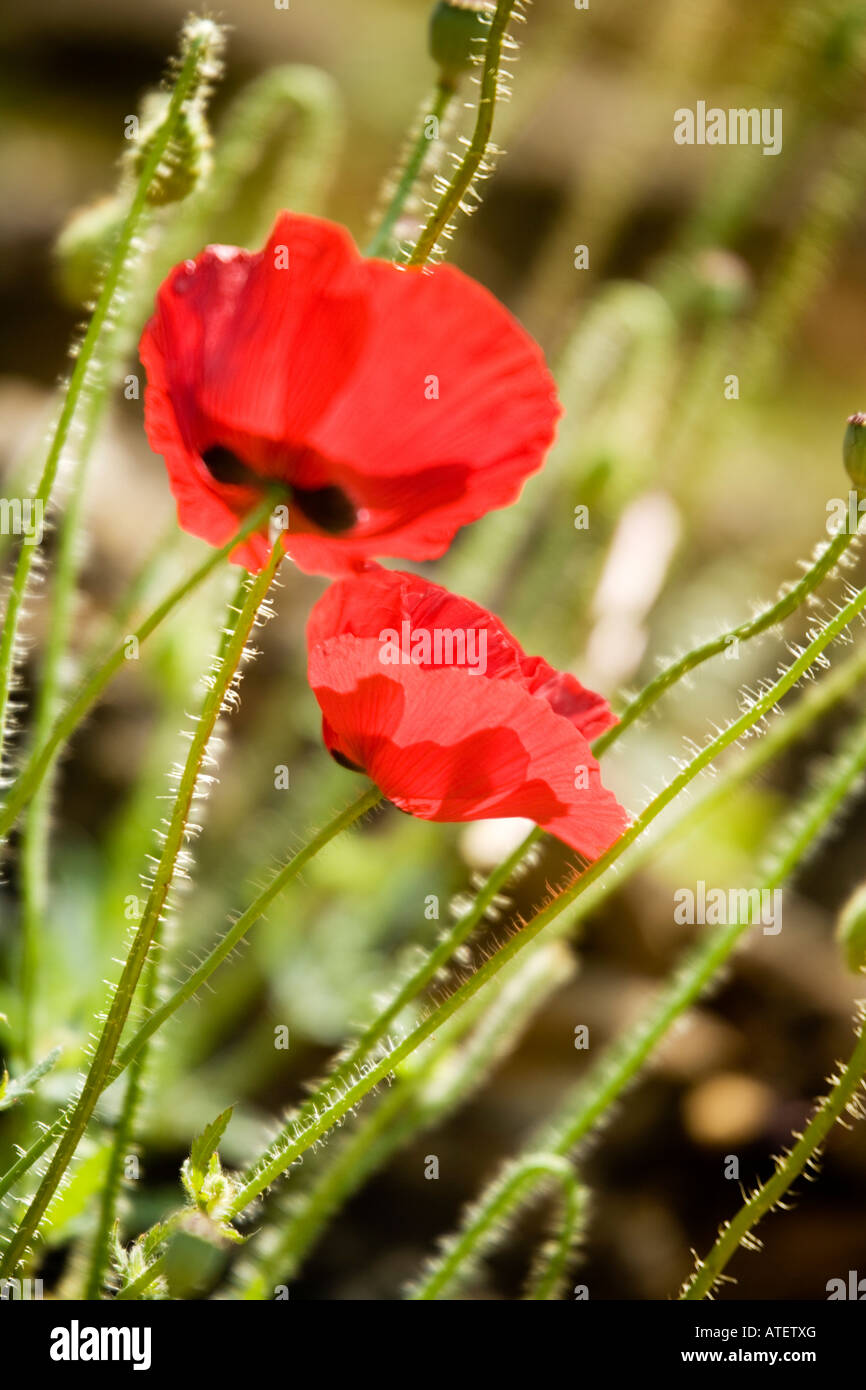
[681,1004,866,1300]
[0,25,214,778]
[593,526,856,756]
[83,955,158,1300]
[407,0,519,266]
[366,81,455,257]
[524,1177,586,1301]
[543,702,866,1162]
[0,546,282,1277]
[220,526,859,1185]
[233,653,866,1297]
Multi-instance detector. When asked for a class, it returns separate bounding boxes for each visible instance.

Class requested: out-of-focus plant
[2,0,866,1302]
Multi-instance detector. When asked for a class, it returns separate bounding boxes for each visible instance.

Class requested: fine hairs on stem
[5,2,866,1307]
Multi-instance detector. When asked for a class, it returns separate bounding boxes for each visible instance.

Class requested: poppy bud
[429,1,493,86]
[55,196,125,305]
[837,882,866,973]
[843,412,866,494]
[132,102,212,207]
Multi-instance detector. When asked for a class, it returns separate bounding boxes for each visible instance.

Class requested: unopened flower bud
[54,196,125,305]
[132,102,211,207]
[843,412,866,494]
[429,1,493,87]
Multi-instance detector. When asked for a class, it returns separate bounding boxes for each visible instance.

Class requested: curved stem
[0,546,282,1278]
[681,1005,866,1300]
[524,1177,585,1301]
[407,0,519,266]
[0,496,276,843]
[0,25,213,777]
[593,526,855,755]
[233,655,866,1298]
[366,80,455,257]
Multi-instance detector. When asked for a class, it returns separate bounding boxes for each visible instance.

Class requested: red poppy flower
[139,212,561,575]
[307,567,629,859]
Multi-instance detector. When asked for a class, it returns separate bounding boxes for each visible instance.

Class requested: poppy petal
[307,569,628,859]
[140,213,562,575]
[309,636,626,860]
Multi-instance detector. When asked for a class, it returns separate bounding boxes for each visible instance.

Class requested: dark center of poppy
[201,445,265,490]
[292,484,358,535]
[201,446,357,535]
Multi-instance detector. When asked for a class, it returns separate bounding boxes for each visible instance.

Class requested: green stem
[0,25,214,778]
[681,1005,866,1300]
[524,1178,585,1302]
[593,525,855,756]
[0,496,276,844]
[0,546,283,1278]
[226,580,866,1218]
[17,455,88,1065]
[407,0,519,266]
[366,81,455,257]
[83,955,159,1300]
[362,520,858,1074]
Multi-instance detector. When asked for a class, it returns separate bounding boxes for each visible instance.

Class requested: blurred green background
[2,0,866,1299]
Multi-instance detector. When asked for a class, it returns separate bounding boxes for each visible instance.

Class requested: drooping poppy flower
[307,567,629,860]
[139,212,561,575]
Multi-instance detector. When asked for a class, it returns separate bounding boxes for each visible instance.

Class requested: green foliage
[0,1048,61,1111]
[3,0,866,1304]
